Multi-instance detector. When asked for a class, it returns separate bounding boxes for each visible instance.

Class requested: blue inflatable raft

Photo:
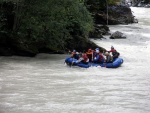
[65,57,123,68]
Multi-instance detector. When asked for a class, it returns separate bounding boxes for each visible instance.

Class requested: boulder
[133,18,138,23]
[95,5,136,25]
[89,25,111,39]
[110,31,126,39]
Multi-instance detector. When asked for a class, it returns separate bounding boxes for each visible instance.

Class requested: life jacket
[109,48,116,53]
[86,50,93,62]
[71,52,79,59]
[82,54,89,63]
[109,49,120,58]
[112,51,120,58]
[98,53,104,61]
[86,51,93,55]
[93,52,104,64]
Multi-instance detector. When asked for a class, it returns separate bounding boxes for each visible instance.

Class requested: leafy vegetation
[144,0,150,3]
[85,0,120,11]
[0,0,94,55]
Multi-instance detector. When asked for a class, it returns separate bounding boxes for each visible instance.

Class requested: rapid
[0,7,150,113]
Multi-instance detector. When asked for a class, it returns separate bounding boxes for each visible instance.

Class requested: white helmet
[76,52,79,54]
[95,48,99,51]
[104,52,109,56]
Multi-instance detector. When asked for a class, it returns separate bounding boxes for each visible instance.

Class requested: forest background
[0,0,149,56]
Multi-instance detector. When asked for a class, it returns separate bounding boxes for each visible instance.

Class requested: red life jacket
[109,49,116,53]
[99,53,104,61]
[82,54,89,62]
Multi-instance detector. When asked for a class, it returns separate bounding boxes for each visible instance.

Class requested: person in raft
[73,53,89,64]
[93,48,105,64]
[86,48,94,62]
[108,46,120,60]
[103,52,113,63]
[70,50,79,60]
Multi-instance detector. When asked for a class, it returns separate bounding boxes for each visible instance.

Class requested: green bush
[0,0,94,52]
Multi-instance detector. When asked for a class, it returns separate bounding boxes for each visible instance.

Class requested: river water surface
[0,7,150,113]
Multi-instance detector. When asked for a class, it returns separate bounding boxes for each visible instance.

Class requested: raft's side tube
[65,58,78,65]
[65,57,123,68]
[65,58,90,68]
[77,63,90,68]
[65,58,89,68]
[106,58,123,68]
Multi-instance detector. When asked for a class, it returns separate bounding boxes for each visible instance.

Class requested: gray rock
[110,31,126,39]
[133,18,138,23]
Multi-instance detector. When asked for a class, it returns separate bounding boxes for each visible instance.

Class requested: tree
[0,0,94,54]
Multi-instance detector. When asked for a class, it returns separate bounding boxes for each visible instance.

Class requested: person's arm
[108,50,112,52]
[71,53,74,58]
[76,57,84,63]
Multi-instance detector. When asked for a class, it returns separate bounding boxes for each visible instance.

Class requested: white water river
[0,7,150,113]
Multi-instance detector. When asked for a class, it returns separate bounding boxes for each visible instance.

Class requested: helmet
[104,52,109,56]
[95,48,99,51]
[76,52,79,54]
[111,46,114,49]
[73,50,76,52]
